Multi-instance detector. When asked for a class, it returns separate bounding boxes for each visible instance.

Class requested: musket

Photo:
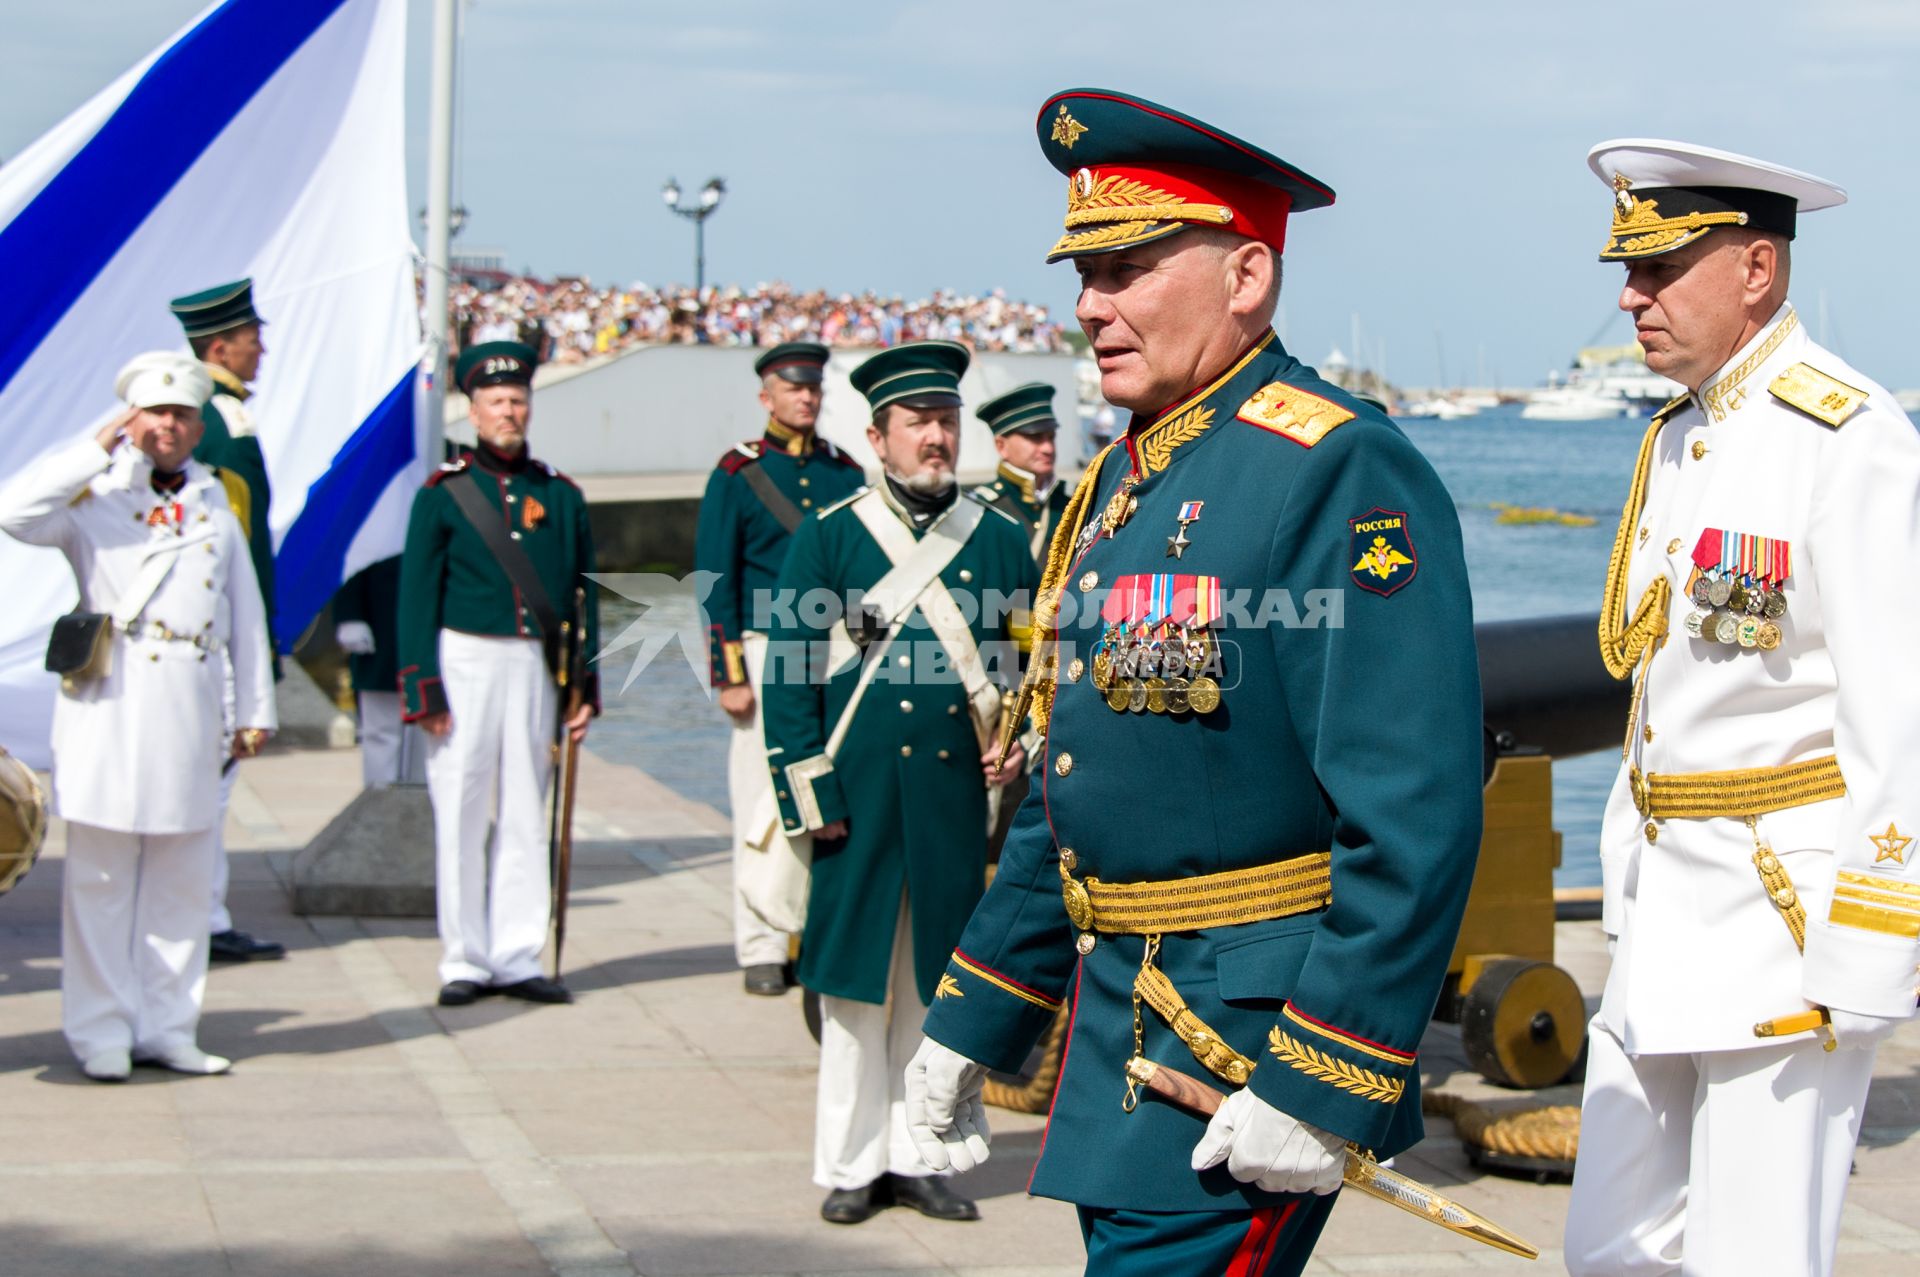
[1123,1057,1539,1261]
[547,586,587,980]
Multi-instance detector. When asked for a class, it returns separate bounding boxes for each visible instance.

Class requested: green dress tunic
[761,484,1040,1006]
[396,447,601,720]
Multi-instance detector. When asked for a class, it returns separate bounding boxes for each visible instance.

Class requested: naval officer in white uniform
[0,352,275,1082]
[1570,141,1920,1277]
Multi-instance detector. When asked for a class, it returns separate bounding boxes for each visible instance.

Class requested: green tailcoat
[193,392,277,662]
[973,461,1071,566]
[693,429,866,687]
[333,555,402,694]
[761,486,1040,1006]
[921,333,1484,1213]
[396,448,601,719]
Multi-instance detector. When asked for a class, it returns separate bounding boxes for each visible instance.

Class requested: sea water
[592,404,1647,887]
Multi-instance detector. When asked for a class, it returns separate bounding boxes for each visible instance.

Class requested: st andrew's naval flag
[0,0,423,766]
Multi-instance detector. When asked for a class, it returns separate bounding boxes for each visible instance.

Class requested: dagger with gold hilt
[1123,1057,1539,1261]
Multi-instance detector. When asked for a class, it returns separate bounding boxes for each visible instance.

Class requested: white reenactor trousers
[357,690,424,788]
[64,822,216,1062]
[728,632,789,968]
[1565,1020,1875,1276]
[426,631,555,986]
[207,763,237,934]
[814,898,941,1190]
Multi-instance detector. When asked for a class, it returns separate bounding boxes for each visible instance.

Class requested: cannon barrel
[1476,612,1628,760]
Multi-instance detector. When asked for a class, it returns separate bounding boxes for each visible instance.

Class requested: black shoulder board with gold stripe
[1769,362,1867,428]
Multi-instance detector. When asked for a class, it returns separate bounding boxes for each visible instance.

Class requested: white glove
[904,1037,991,1174]
[1826,1008,1901,1051]
[335,621,376,655]
[1190,1088,1345,1195]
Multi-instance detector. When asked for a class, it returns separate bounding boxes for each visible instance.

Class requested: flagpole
[422,0,458,457]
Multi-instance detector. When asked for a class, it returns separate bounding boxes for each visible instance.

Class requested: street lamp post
[661,176,726,294]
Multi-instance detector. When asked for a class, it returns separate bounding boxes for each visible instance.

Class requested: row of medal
[1684,529,1789,651]
[1088,573,1226,715]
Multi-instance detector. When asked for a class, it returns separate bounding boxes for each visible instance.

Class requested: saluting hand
[95,406,137,453]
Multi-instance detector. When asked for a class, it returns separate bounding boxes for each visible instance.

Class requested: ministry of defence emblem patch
[1349,507,1417,597]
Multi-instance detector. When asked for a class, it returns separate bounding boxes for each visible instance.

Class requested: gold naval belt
[1058,851,1333,1094]
[1630,753,1846,953]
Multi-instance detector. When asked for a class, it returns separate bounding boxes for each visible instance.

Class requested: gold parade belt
[1630,754,1846,820]
[1057,853,1335,1098]
[1061,852,1333,936]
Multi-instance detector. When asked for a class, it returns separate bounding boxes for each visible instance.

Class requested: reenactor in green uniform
[693,342,866,995]
[397,341,600,1008]
[760,341,1039,1226]
[905,90,1485,1275]
[333,556,420,786]
[170,279,284,964]
[972,382,1071,566]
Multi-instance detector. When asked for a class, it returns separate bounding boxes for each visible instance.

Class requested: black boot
[885,1173,979,1221]
[820,1182,882,1225]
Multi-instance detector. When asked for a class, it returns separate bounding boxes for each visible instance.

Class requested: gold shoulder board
[1237,382,1355,449]
[1769,362,1867,428]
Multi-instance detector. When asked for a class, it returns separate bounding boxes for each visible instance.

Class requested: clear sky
[8,1,1920,389]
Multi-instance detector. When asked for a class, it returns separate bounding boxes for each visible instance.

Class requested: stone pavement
[2,743,1917,1276]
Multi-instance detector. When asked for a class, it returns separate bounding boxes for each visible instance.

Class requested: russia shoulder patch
[1349,507,1417,597]
[1769,362,1867,428]
[1238,382,1355,448]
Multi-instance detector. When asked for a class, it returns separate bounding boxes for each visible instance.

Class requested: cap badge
[160,372,174,386]
[1051,104,1088,150]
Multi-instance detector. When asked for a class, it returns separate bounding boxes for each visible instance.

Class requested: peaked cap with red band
[1036,88,1334,263]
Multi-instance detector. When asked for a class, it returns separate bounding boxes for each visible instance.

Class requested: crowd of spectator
[450,276,1069,366]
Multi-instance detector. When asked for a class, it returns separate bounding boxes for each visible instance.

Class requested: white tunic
[0,433,276,834]
[1600,302,1920,1054]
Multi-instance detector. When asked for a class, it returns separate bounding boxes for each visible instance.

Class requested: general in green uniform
[693,341,866,994]
[760,341,1039,1226]
[170,278,285,964]
[398,341,599,1008]
[906,90,1485,1277]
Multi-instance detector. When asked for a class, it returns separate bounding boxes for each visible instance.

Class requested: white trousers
[814,899,939,1190]
[358,690,425,788]
[425,631,555,986]
[207,763,237,934]
[1565,1019,1875,1277]
[63,822,215,1062]
[728,633,788,968]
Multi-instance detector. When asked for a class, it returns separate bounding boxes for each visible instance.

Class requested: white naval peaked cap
[114,351,212,409]
[1586,138,1846,261]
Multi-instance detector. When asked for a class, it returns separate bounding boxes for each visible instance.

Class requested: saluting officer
[398,341,599,1008]
[972,382,1070,566]
[1567,142,1920,1277]
[693,342,865,996]
[760,341,1038,1226]
[905,90,1484,1275]
[170,279,285,964]
[0,352,275,1081]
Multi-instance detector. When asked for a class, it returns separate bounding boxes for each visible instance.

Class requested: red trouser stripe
[1225,1200,1300,1277]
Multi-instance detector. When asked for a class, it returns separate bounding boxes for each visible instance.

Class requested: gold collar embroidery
[1129,331,1274,476]
[1699,306,1797,424]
